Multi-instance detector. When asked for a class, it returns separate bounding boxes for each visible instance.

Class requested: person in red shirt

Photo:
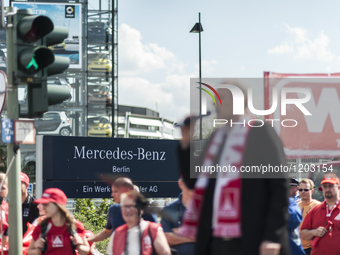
[27,188,89,255]
[301,173,340,255]
[0,173,8,251]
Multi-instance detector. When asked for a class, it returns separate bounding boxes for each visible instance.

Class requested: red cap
[20,172,29,186]
[318,173,340,191]
[34,188,67,205]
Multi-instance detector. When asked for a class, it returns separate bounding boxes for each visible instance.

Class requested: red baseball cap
[20,172,29,186]
[318,173,340,191]
[34,188,67,205]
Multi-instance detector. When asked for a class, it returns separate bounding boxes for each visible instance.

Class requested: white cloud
[119,75,190,122]
[267,24,335,61]
[118,23,194,121]
[119,24,184,76]
[267,44,293,55]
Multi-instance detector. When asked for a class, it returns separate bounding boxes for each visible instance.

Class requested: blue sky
[8,0,340,123]
[110,0,340,123]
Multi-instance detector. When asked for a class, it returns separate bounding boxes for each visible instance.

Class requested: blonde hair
[299,179,315,189]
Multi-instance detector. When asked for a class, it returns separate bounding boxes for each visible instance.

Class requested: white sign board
[14,120,35,144]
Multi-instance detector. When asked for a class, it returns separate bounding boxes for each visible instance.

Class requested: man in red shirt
[301,173,340,255]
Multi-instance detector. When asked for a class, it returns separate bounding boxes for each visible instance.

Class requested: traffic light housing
[14,10,71,118]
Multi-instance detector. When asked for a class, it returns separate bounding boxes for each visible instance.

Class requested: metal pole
[198,12,202,140]
[6,8,23,255]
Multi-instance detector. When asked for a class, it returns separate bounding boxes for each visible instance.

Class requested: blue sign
[43,136,180,181]
[41,136,181,198]
[28,183,33,196]
[1,119,14,143]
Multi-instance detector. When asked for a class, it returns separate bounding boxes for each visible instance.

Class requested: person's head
[289,178,299,198]
[34,188,69,217]
[298,179,315,201]
[0,173,8,198]
[120,191,147,227]
[35,188,75,231]
[215,80,247,120]
[37,204,46,216]
[133,185,140,193]
[319,173,340,200]
[111,177,133,203]
[20,172,29,197]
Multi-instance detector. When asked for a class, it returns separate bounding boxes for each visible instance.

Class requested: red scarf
[179,122,251,239]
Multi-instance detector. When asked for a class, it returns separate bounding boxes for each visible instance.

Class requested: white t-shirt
[107,220,161,255]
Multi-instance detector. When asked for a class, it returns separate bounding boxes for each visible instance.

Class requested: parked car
[88,116,112,137]
[0,29,6,43]
[35,111,72,136]
[88,53,112,72]
[88,22,112,43]
[308,161,340,201]
[23,152,36,171]
[0,49,7,71]
[88,85,112,105]
[48,42,66,51]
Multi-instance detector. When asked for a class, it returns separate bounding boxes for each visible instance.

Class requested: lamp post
[190,12,203,140]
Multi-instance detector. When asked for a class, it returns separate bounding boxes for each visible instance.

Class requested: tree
[74,198,111,253]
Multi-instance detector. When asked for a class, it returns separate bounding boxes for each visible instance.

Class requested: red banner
[264,72,340,158]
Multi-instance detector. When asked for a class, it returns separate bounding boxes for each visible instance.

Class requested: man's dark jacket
[178,123,290,255]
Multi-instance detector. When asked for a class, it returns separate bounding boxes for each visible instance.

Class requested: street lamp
[190,12,204,140]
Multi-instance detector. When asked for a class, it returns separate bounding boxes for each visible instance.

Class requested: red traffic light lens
[24,23,41,42]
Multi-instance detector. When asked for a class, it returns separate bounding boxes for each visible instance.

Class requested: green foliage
[74,198,111,254]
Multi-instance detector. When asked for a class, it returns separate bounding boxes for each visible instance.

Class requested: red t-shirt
[32,219,85,255]
[301,201,340,255]
[1,201,8,233]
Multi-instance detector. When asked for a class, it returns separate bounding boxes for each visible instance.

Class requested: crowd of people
[0,171,336,255]
[0,82,338,255]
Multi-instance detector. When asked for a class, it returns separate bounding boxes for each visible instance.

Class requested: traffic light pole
[6,8,23,254]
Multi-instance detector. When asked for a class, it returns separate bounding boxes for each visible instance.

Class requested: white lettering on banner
[139,186,158,193]
[94,186,111,192]
[112,166,130,173]
[83,186,93,192]
[149,186,158,192]
[73,146,166,161]
[82,186,111,193]
[299,88,340,133]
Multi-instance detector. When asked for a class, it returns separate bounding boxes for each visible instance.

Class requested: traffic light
[26,81,71,118]
[15,14,54,79]
[14,10,71,118]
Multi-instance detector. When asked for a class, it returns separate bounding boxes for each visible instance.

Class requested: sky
[109,0,340,123]
[8,0,340,124]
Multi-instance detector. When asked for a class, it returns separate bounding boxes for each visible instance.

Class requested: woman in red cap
[27,188,90,255]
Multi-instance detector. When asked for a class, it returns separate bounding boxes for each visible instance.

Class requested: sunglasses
[298,189,310,192]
